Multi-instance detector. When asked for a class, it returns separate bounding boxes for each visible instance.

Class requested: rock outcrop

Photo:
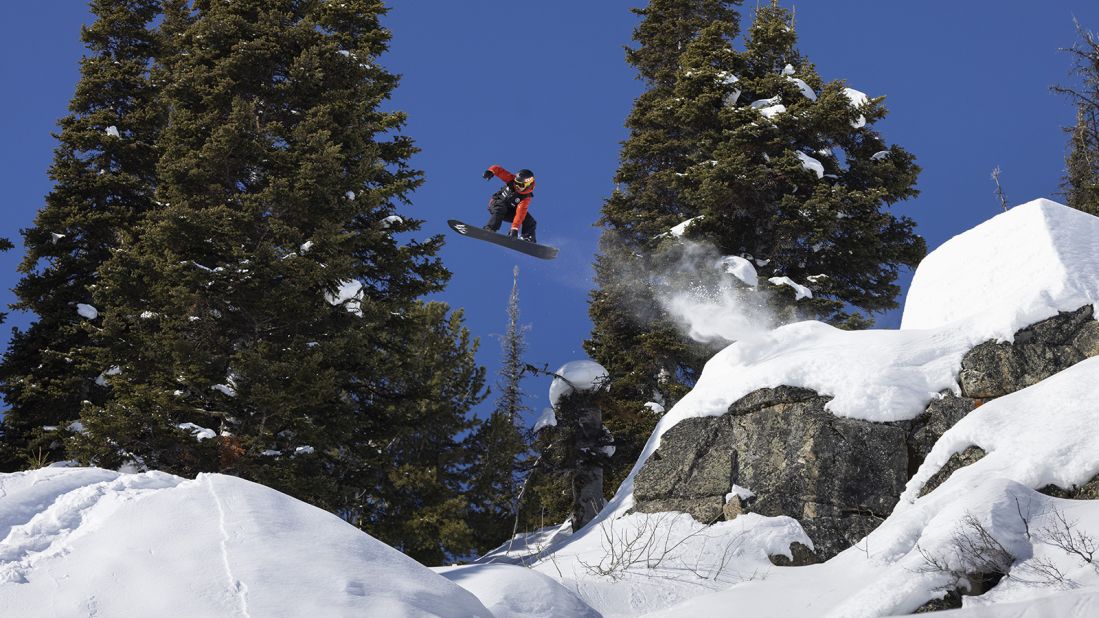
[918,446,986,498]
[631,305,1099,562]
[635,386,907,560]
[959,305,1099,398]
[1039,475,1099,500]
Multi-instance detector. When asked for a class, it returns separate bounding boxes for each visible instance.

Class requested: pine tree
[587,0,744,499]
[588,0,924,492]
[1064,105,1099,214]
[0,0,164,470]
[1057,22,1099,215]
[517,367,614,533]
[466,266,532,554]
[353,303,487,564]
[63,0,486,562]
[675,4,924,323]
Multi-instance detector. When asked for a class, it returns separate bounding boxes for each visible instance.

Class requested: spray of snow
[655,241,776,345]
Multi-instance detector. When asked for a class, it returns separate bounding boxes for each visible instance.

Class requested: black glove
[482,170,494,180]
[507,228,519,238]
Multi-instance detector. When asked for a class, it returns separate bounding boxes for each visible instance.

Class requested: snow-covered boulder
[633,385,909,559]
[901,198,1099,335]
[957,304,1099,398]
[0,467,489,617]
[530,200,1099,616]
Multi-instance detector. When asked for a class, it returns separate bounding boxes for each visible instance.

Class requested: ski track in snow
[205,475,252,618]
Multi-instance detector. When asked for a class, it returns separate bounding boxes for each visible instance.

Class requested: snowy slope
[935,588,1099,617]
[0,467,490,618]
[528,200,1099,616]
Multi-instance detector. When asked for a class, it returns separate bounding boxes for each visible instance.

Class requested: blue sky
[2,2,1098,422]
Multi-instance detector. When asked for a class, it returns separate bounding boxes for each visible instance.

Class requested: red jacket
[488,165,534,230]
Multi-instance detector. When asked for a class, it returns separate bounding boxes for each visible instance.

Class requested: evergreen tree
[353,303,487,564]
[587,0,744,499]
[62,0,486,562]
[1057,22,1099,215]
[466,266,532,555]
[588,0,924,492]
[1064,105,1099,215]
[0,0,164,470]
[674,4,924,322]
[517,367,613,533]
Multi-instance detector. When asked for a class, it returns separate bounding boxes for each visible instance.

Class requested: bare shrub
[915,500,1099,595]
[574,513,753,583]
[915,513,1014,595]
[1036,507,1099,574]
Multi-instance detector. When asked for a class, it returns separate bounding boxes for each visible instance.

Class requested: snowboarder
[482,165,537,243]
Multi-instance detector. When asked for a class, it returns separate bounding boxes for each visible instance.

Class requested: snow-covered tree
[354,303,487,564]
[0,0,165,470]
[516,361,614,533]
[672,3,924,323]
[60,1,486,562]
[586,0,742,500]
[587,0,923,493]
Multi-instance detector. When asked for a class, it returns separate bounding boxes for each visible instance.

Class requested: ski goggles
[514,176,534,190]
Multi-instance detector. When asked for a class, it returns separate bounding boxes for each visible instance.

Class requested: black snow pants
[484,202,536,241]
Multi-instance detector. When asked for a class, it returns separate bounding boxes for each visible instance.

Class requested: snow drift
[0,467,490,617]
[901,198,1099,333]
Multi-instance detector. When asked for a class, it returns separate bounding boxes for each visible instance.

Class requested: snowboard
[447,220,559,260]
